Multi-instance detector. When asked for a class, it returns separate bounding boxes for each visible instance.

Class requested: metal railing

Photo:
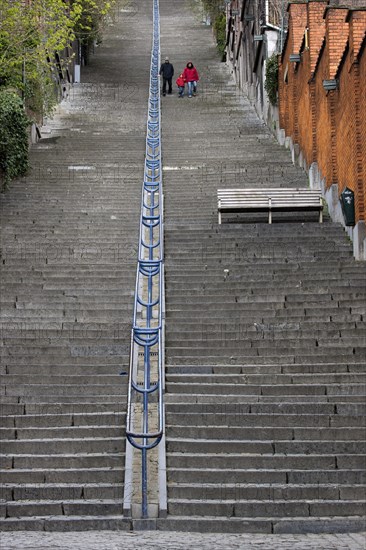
[125,0,164,520]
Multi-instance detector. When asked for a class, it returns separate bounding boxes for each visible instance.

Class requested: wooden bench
[217,188,323,224]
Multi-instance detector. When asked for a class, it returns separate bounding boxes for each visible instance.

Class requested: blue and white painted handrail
[125,0,164,519]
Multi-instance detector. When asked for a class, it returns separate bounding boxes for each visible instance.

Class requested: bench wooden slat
[218,201,321,204]
[218,193,320,196]
[217,187,323,224]
[218,193,321,199]
[219,201,321,207]
[218,188,320,192]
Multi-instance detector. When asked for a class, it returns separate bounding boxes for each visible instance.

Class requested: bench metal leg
[268,198,272,224]
[218,210,222,225]
[319,209,323,223]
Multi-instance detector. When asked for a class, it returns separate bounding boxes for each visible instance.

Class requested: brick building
[225,0,285,121]
[279,1,366,259]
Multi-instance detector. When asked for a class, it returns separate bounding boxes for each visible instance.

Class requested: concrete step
[165,425,365,441]
[167,499,366,518]
[0,426,124,440]
[1,375,127,385]
[165,373,366,385]
[164,393,365,405]
[0,437,125,454]
[165,337,366,349]
[1,356,125,366]
[9,412,125,428]
[3,386,127,398]
[164,316,366,328]
[1,499,124,517]
[167,483,366,501]
[155,515,365,534]
[165,382,366,396]
[4,365,129,376]
[1,483,124,500]
[165,397,365,410]
[165,325,366,337]
[166,438,365,455]
[167,396,365,407]
[168,468,366,485]
[165,362,366,375]
[14,395,126,404]
[178,406,365,423]
[3,453,124,469]
[0,468,124,484]
[1,354,130,365]
[0,515,132,531]
[166,453,365,470]
[1,403,126,415]
[165,353,366,366]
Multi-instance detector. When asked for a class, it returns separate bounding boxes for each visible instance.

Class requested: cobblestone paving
[1,531,365,549]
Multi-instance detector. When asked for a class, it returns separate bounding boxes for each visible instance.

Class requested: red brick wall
[296,51,313,166]
[308,0,328,75]
[308,1,328,164]
[279,3,307,139]
[278,59,288,133]
[325,7,349,78]
[350,10,366,221]
[355,44,366,220]
[278,2,366,223]
[334,52,357,197]
[314,46,333,188]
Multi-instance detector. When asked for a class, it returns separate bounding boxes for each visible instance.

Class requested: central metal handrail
[125,0,164,519]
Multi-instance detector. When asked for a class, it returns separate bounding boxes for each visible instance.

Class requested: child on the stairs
[176,73,186,98]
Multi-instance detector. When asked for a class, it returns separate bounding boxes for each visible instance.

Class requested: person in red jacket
[176,73,186,98]
[182,61,199,98]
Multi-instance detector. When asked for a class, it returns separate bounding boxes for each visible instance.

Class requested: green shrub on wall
[0,91,30,187]
[0,0,116,186]
[265,53,279,106]
[202,0,226,59]
[0,0,116,120]
[214,13,226,59]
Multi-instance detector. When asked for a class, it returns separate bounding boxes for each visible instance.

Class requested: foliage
[72,0,114,46]
[0,91,30,186]
[0,0,115,118]
[265,53,279,106]
[202,0,223,20]
[202,0,227,59]
[0,0,115,185]
[213,14,226,58]
[0,0,78,116]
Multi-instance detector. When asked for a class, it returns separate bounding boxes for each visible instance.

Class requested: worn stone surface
[1,0,365,536]
[1,530,366,549]
[0,0,153,524]
[159,0,366,533]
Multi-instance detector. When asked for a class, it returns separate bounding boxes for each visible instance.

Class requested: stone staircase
[0,0,153,531]
[160,226,366,533]
[1,0,365,535]
[156,0,366,534]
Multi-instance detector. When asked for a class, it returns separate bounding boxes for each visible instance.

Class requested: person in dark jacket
[182,61,199,98]
[159,57,174,96]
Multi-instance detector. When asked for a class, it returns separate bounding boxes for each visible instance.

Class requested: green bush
[214,13,226,59]
[265,53,279,106]
[0,0,116,120]
[0,91,30,186]
[201,0,227,59]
